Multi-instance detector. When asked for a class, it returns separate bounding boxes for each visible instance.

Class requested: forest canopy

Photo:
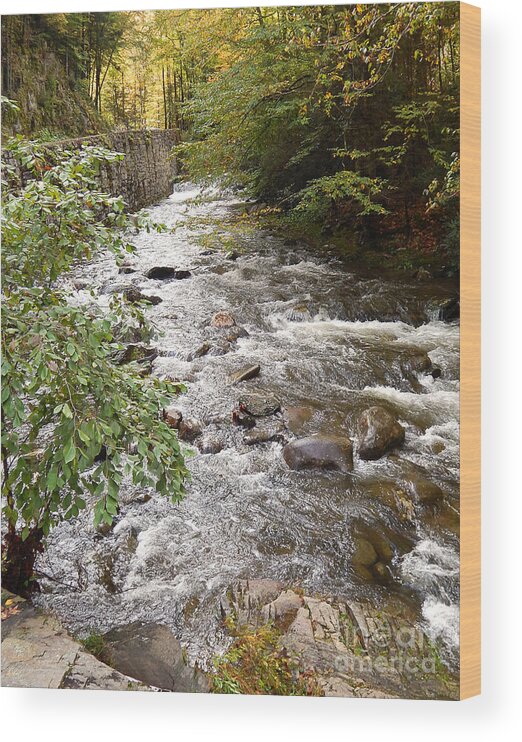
[2,3,460,258]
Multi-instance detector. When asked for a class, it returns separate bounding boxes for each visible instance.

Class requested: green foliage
[176,2,459,263]
[80,632,110,662]
[1,141,188,557]
[294,170,388,221]
[212,622,321,696]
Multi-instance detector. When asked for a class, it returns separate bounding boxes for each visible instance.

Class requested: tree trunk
[2,527,44,597]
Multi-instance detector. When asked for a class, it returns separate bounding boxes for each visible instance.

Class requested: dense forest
[2,4,460,264]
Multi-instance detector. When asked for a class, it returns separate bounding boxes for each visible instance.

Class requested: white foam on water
[401,539,459,586]
[400,539,460,658]
[422,597,460,656]
[363,384,460,421]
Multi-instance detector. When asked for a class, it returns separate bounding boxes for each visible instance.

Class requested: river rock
[357,406,405,460]
[231,410,256,428]
[225,326,249,342]
[400,350,432,375]
[163,406,183,429]
[146,266,191,280]
[283,406,315,435]
[432,296,460,321]
[208,341,232,356]
[197,434,225,454]
[407,477,444,507]
[373,562,392,584]
[211,310,236,328]
[283,435,354,473]
[113,343,158,366]
[353,538,378,567]
[238,392,281,417]
[123,286,162,305]
[178,418,202,442]
[102,623,209,693]
[187,342,211,361]
[244,422,286,446]
[229,364,261,384]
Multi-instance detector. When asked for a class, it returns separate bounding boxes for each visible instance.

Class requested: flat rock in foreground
[1,598,149,691]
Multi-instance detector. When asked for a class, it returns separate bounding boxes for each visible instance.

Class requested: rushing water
[36,184,460,670]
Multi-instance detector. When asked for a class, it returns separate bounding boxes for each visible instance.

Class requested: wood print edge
[459,1,481,700]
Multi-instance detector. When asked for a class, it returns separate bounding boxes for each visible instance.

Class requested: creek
[35,184,461,671]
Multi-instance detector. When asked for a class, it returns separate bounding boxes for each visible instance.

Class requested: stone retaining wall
[3,128,178,212]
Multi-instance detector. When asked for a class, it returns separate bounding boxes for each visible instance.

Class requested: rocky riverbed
[33,184,460,698]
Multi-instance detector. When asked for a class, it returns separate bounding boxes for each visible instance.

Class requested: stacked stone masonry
[3,128,178,212]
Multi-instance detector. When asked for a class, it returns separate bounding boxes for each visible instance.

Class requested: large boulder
[102,623,209,692]
[283,435,354,473]
[357,406,405,460]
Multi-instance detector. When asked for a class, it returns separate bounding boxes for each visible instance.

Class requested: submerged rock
[225,326,249,342]
[229,364,261,384]
[100,281,134,296]
[244,422,286,446]
[407,476,444,507]
[400,350,432,375]
[283,406,315,435]
[187,342,211,361]
[231,409,256,428]
[283,435,354,473]
[353,538,378,568]
[357,406,405,460]
[102,623,209,693]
